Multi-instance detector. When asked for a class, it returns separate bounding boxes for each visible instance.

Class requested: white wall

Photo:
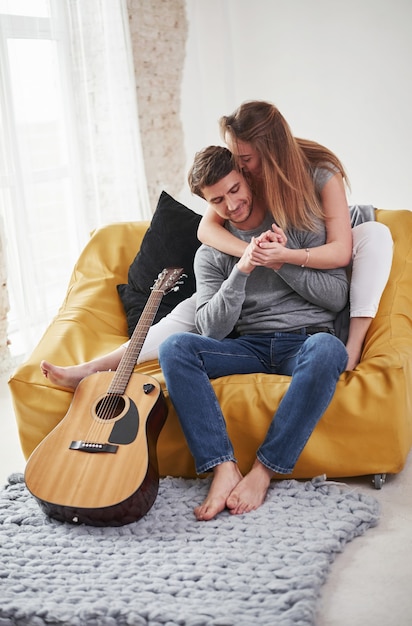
[179,0,412,213]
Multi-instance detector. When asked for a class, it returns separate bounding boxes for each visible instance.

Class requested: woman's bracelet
[301,248,310,268]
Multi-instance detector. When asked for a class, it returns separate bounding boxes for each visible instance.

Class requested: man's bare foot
[226,459,273,515]
[40,360,90,390]
[194,461,243,521]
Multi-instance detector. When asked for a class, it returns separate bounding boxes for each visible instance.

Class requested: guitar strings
[81,292,162,446]
[85,300,158,443]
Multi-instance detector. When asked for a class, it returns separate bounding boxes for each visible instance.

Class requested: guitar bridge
[69,440,118,454]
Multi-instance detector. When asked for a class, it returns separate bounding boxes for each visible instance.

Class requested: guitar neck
[109,289,164,395]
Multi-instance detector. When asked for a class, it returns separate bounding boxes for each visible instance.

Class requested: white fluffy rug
[0,473,379,626]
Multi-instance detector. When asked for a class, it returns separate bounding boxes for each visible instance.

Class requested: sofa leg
[373,473,387,489]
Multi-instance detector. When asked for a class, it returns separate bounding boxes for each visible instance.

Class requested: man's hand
[250,225,288,270]
[236,239,258,274]
[236,225,288,273]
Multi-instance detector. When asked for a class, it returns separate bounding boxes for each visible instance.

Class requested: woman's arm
[254,173,353,270]
[197,206,247,257]
[313,172,353,267]
[199,173,352,270]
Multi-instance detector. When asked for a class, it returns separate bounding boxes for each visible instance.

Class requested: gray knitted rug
[0,473,379,626]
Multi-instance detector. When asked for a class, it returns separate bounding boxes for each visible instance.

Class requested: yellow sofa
[9,210,412,488]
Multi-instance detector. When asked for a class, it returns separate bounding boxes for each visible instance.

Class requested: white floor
[1,368,411,625]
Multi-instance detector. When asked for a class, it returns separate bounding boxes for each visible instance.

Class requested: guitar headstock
[152,267,185,295]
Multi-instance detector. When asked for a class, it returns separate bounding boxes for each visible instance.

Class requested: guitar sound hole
[95,394,125,420]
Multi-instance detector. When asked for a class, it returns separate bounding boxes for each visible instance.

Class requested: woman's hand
[255,224,287,247]
[250,225,288,270]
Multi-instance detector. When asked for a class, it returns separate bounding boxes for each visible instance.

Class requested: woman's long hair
[220,100,349,231]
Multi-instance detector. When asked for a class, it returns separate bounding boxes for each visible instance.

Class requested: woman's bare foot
[226,459,273,515]
[194,461,243,521]
[40,360,91,390]
[345,316,372,370]
[345,349,362,371]
[40,347,126,390]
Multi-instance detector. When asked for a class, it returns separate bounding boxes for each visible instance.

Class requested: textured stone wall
[127,0,188,211]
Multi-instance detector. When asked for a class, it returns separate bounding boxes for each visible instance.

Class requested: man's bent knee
[303,333,348,373]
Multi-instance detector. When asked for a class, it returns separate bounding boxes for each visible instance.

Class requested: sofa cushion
[117,191,202,337]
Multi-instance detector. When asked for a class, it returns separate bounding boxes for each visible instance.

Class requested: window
[0,1,84,355]
[0,0,149,358]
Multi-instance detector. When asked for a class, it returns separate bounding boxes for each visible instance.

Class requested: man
[158,145,349,522]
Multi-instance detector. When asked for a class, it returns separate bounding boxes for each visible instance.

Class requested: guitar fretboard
[108,290,164,395]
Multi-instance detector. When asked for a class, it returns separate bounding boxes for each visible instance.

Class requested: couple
[41,101,393,521]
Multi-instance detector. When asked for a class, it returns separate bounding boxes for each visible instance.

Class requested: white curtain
[0,0,150,359]
[64,0,151,230]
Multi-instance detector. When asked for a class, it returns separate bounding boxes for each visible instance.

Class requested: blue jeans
[158,331,348,475]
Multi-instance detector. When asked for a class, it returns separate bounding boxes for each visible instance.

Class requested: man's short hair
[188,146,236,199]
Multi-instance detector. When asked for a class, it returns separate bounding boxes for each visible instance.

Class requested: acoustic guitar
[25,268,184,526]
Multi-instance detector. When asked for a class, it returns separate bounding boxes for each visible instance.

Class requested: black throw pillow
[117,191,202,337]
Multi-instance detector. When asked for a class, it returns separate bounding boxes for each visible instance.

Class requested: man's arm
[261,227,349,312]
[194,245,249,339]
[275,264,348,312]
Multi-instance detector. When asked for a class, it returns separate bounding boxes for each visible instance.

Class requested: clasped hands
[237,224,287,274]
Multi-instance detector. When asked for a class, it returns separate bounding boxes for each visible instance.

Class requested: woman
[198,100,393,370]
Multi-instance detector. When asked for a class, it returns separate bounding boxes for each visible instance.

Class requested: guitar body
[25,371,168,526]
